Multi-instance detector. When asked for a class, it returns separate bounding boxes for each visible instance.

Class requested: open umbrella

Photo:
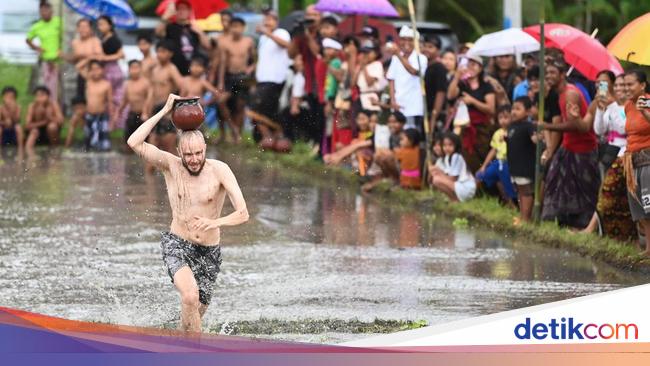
[314,0,399,17]
[608,13,650,65]
[156,0,229,20]
[468,28,539,57]
[524,23,623,80]
[64,0,138,29]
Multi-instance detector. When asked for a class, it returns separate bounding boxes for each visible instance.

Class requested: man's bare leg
[199,304,208,318]
[173,266,201,332]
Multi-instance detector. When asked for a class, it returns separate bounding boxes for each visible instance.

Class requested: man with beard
[127,94,249,332]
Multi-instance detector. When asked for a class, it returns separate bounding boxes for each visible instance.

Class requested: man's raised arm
[213,162,249,227]
[127,94,181,170]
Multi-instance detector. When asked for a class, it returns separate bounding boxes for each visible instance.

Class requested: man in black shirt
[421,34,447,132]
[155,0,211,75]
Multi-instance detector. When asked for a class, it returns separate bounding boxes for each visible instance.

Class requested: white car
[0,1,41,64]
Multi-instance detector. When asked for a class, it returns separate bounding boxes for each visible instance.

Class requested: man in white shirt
[386,25,428,134]
[250,9,291,141]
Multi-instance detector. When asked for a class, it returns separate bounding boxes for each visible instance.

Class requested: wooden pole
[406,0,431,187]
[533,1,546,222]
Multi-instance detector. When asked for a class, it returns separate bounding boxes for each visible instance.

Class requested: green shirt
[27,16,62,61]
[325,58,341,101]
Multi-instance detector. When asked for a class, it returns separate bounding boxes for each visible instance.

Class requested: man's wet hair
[2,86,17,97]
[34,85,50,95]
[128,59,141,67]
[177,130,206,149]
[156,39,175,52]
[320,16,338,27]
[514,96,532,110]
[230,17,246,26]
[137,34,153,43]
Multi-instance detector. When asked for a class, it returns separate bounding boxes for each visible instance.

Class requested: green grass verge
[220,141,650,273]
[207,318,429,335]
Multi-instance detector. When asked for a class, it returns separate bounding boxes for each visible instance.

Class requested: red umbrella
[156,0,229,20]
[523,23,623,80]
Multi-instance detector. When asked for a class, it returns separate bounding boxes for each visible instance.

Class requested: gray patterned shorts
[160,232,222,305]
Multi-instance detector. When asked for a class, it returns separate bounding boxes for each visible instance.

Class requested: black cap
[359,25,379,38]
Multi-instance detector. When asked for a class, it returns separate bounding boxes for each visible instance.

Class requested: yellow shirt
[490,128,507,161]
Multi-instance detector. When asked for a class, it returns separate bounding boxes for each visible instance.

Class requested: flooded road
[1,148,648,344]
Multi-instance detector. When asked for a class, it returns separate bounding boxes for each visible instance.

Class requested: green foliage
[0,61,34,114]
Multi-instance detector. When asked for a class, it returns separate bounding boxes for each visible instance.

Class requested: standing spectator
[622,70,650,255]
[26,1,61,104]
[288,5,324,151]
[331,37,360,151]
[137,34,157,81]
[357,25,380,47]
[447,54,496,172]
[320,38,343,153]
[216,17,255,143]
[441,50,457,82]
[156,0,211,75]
[355,40,385,112]
[540,61,599,229]
[250,9,291,143]
[65,19,102,99]
[577,72,635,242]
[386,26,427,134]
[507,97,538,223]
[488,54,519,105]
[96,16,125,129]
[421,34,447,131]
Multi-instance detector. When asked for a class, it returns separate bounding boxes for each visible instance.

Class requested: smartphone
[597,81,608,97]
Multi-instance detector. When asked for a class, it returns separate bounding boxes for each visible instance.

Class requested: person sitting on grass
[428,132,476,202]
[507,96,538,223]
[323,110,375,173]
[0,86,25,154]
[361,111,407,192]
[25,86,63,153]
[476,104,517,207]
[394,128,422,190]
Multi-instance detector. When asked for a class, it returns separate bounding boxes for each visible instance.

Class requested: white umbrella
[468,28,540,57]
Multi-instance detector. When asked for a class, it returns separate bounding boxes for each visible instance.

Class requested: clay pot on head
[171,97,204,130]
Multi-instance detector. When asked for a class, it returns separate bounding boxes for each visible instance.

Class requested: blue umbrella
[64,0,138,29]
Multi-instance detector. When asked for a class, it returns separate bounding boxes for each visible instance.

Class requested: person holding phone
[623,70,650,255]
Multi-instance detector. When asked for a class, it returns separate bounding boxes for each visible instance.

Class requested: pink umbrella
[524,23,623,80]
[314,0,399,17]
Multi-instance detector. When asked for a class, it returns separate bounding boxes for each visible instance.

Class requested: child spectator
[281,54,308,142]
[394,128,422,189]
[361,111,408,192]
[476,104,517,205]
[0,86,24,153]
[507,96,538,222]
[388,111,407,149]
[323,110,374,173]
[429,132,476,202]
[320,38,343,153]
[25,86,63,152]
[77,59,113,151]
[64,96,86,148]
[137,34,156,80]
[117,60,154,143]
[180,56,220,103]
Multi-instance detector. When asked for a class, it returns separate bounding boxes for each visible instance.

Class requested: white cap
[322,38,342,50]
[399,25,417,38]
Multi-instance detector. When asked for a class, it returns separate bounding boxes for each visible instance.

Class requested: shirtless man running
[217,17,255,143]
[127,94,248,332]
[151,40,184,154]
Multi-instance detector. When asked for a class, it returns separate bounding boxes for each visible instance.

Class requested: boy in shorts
[0,86,24,153]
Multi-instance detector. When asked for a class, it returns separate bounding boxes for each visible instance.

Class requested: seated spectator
[323,110,375,173]
[25,86,63,153]
[0,86,24,153]
[507,97,538,223]
[394,128,422,190]
[428,132,476,202]
[361,111,407,192]
[476,104,517,206]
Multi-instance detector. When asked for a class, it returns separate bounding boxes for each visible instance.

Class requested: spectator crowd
[2,0,650,255]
